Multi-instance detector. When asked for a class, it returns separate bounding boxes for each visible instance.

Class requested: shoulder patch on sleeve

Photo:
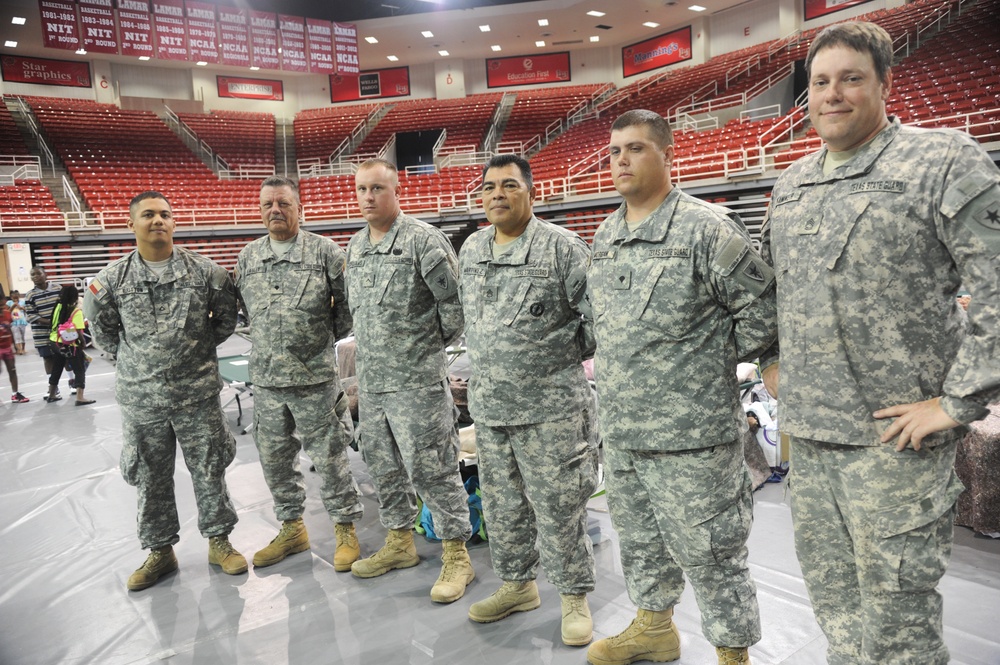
[941,169,997,218]
[711,231,749,277]
[87,277,112,303]
[425,260,458,301]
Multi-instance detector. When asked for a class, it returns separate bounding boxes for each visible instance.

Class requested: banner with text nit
[622,26,692,78]
[249,10,279,71]
[306,18,334,74]
[1,54,91,87]
[79,0,117,55]
[217,75,283,101]
[217,7,250,67]
[279,14,308,72]
[118,0,153,58]
[804,0,873,20]
[153,0,187,61]
[332,22,359,75]
[185,0,218,63]
[330,66,409,103]
[486,52,571,88]
[38,0,81,51]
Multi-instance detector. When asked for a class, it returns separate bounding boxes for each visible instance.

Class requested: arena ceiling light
[250,66,260,70]
[438,49,449,56]
[644,21,660,27]
[365,36,379,43]
[421,31,434,38]
[11,17,26,25]
[590,35,600,42]
[76,48,87,54]
[587,10,606,17]
[538,19,549,26]
[139,55,150,60]
[479,25,490,32]
[196,61,207,66]
[4,40,16,48]
[689,5,707,10]
[491,44,501,51]
[535,40,545,47]
[387,55,399,61]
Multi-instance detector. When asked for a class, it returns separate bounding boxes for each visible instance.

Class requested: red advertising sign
[217,75,283,101]
[1,54,91,88]
[185,1,218,63]
[217,6,250,68]
[330,67,409,103]
[804,0,873,20]
[79,0,117,55]
[622,26,693,78]
[486,52,571,88]
[332,22,359,75]
[249,10,279,71]
[38,0,80,51]
[153,0,187,61]
[117,0,153,58]
[307,18,334,74]
[279,14,308,72]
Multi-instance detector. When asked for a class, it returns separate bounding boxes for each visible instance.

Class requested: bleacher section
[0,103,30,156]
[295,103,380,163]
[499,84,605,154]
[354,94,502,156]
[176,110,276,169]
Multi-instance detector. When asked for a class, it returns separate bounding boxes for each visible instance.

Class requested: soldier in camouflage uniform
[587,110,777,665]
[84,191,246,591]
[759,22,1000,665]
[345,159,474,604]
[235,176,363,572]
[459,155,599,645]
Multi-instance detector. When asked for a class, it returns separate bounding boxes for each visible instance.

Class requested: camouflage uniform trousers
[789,437,964,665]
[119,400,239,550]
[476,410,599,594]
[604,440,761,648]
[253,381,363,524]
[359,379,472,540]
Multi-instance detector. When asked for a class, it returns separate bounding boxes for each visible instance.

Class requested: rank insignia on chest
[529,302,544,317]
[613,270,631,290]
[363,273,375,288]
[484,286,497,301]
[797,219,819,235]
[392,248,403,255]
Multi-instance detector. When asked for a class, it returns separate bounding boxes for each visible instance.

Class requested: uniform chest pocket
[633,262,702,340]
[291,265,329,313]
[502,279,555,342]
[825,197,913,296]
[373,267,397,305]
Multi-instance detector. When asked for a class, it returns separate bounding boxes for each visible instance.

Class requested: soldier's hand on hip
[874,396,960,452]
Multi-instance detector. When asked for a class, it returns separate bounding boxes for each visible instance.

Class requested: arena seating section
[3,0,998,284]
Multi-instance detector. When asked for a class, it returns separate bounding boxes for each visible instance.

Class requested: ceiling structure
[0,0,752,74]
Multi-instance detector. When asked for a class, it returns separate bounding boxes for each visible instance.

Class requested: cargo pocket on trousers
[871,473,965,594]
[120,443,141,487]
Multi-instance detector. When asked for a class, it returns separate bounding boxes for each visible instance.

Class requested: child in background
[7,290,28,355]
[1,288,29,403]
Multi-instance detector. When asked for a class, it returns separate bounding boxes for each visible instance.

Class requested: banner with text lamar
[486,52,570,88]
[1,54,91,87]
[217,75,283,101]
[622,26,692,77]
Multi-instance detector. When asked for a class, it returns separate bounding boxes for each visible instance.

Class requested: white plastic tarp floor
[1,337,998,665]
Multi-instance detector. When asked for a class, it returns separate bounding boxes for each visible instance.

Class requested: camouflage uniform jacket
[760,118,1000,446]
[235,230,352,388]
[345,212,463,393]
[459,217,595,426]
[83,247,237,407]
[590,187,777,451]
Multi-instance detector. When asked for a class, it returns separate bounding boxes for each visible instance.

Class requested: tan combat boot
[430,539,475,603]
[586,607,681,665]
[561,593,593,646]
[208,535,248,575]
[468,580,541,623]
[253,518,310,567]
[350,528,419,578]
[333,522,361,572]
[127,546,179,591]
[717,646,752,664]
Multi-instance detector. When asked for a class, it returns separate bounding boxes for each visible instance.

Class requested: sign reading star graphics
[1,54,91,88]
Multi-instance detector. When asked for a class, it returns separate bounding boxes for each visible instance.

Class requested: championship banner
[38,0,80,51]
[332,22,359,75]
[804,0,873,20]
[118,0,153,58]
[217,7,250,67]
[279,14,308,72]
[330,66,409,103]
[217,75,283,101]
[306,18,334,74]
[249,10,279,71]
[622,26,692,78]
[185,1,218,63]
[152,0,187,61]
[1,54,91,88]
[486,52,570,88]
[79,0,117,55]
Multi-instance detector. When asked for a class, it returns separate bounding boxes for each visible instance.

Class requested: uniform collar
[264,232,304,264]
[135,248,187,284]
[361,213,405,255]
[474,216,539,265]
[800,116,901,185]
[606,187,681,244]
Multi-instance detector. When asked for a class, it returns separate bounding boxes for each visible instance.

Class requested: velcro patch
[712,233,749,276]
[647,247,690,258]
[514,268,549,278]
[849,180,906,194]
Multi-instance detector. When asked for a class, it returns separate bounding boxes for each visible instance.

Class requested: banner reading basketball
[486,52,571,88]
[622,26,692,77]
